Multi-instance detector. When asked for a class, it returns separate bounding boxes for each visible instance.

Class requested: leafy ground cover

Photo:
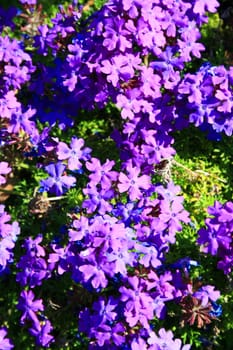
[1,0,233,349]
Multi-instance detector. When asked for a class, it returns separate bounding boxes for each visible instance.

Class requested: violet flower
[193,0,219,15]
[17,289,43,326]
[57,137,91,171]
[118,163,151,201]
[0,162,11,185]
[0,328,14,350]
[148,328,191,349]
[29,319,54,348]
[86,157,118,190]
[40,162,76,196]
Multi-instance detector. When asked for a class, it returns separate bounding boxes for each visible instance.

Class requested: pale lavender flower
[193,0,219,15]
[148,328,191,350]
[57,137,90,170]
[0,328,14,350]
[0,162,11,185]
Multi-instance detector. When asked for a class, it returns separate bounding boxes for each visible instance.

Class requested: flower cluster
[0,0,229,348]
[198,201,233,274]
[17,290,54,347]
[176,64,233,138]
[0,205,20,273]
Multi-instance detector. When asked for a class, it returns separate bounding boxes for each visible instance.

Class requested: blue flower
[210,301,223,317]
[40,162,76,196]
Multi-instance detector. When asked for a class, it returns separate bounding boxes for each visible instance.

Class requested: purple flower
[21,234,45,257]
[68,216,90,242]
[79,260,108,289]
[0,205,20,271]
[57,137,90,170]
[139,66,161,98]
[92,297,118,324]
[0,91,20,119]
[17,290,44,326]
[178,31,205,61]
[100,55,133,87]
[0,162,11,185]
[7,107,36,136]
[148,328,191,350]
[193,0,219,15]
[119,276,154,325]
[116,91,142,120]
[19,0,37,4]
[0,237,14,270]
[118,163,151,200]
[193,285,220,306]
[29,319,54,348]
[92,322,125,347]
[147,270,175,301]
[86,158,118,190]
[102,17,132,52]
[0,328,14,350]
[159,200,190,237]
[40,162,76,196]
[82,185,114,215]
[131,336,147,350]
[136,242,161,268]
[16,235,51,287]
[150,46,183,88]
[197,221,231,255]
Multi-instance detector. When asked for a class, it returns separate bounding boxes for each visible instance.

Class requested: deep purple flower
[16,235,51,287]
[0,6,17,31]
[210,301,222,317]
[92,297,118,325]
[7,107,36,136]
[17,290,44,326]
[92,322,125,347]
[40,162,76,195]
[197,221,231,255]
[29,319,54,348]
[22,235,45,257]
